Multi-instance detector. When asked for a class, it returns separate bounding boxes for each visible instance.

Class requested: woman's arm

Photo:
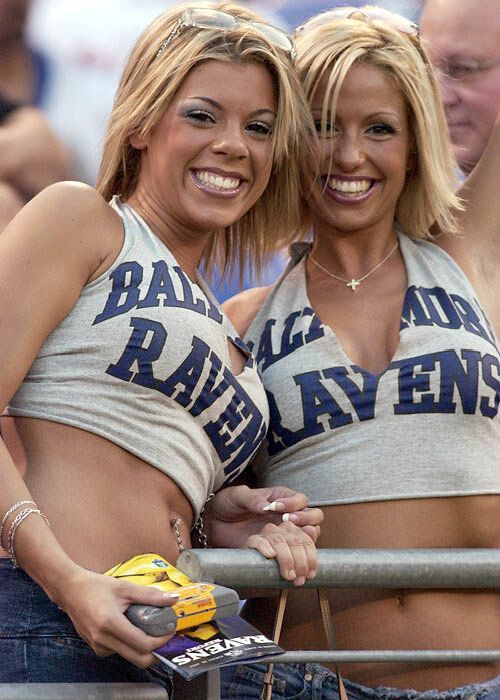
[205,485,322,586]
[0,183,178,667]
[222,289,322,586]
[438,113,500,286]
[222,285,272,338]
[0,107,71,200]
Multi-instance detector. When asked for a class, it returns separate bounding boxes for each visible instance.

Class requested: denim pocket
[223,663,309,700]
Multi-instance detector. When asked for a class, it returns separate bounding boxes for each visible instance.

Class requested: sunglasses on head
[156,8,296,62]
[295,5,419,47]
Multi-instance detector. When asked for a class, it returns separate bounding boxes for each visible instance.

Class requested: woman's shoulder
[2,182,123,282]
[222,286,272,338]
[11,181,118,239]
[29,181,115,225]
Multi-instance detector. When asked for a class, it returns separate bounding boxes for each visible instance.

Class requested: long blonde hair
[97,1,315,277]
[295,10,460,238]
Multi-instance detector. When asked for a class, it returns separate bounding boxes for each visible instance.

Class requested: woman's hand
[206,485,322,585]
[244,519,319,587]
[207,485,322,545]
[56,567,179,668]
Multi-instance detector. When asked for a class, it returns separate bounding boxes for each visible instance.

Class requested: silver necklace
[309,240,399,291]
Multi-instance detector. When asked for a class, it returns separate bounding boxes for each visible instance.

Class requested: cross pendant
[346,278,361,291]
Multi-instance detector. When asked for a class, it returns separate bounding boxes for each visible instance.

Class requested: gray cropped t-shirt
[8,197,269,518]
[245,233,500,506]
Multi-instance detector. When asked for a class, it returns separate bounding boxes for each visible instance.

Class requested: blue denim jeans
[221,662,500,700]
[0,557,173,693]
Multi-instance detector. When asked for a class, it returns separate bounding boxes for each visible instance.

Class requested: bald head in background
[420,0,500,174]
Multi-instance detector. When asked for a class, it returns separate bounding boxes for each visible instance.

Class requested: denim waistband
[0,556,79,639]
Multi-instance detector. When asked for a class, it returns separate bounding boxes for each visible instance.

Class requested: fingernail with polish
[263,501,277,511]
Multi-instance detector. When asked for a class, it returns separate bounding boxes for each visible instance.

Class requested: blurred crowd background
[22,0,422,186]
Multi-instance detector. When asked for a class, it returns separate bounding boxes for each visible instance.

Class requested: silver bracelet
[0,500,36,549]
[192,492,215,549]
[7,507,50,568]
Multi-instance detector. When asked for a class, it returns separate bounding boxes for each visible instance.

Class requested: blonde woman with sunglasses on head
[0,1,324,689]
[222,6,500,700]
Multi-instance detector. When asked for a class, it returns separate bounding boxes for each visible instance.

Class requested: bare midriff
[243,498,500,691]
[3,416,194,572]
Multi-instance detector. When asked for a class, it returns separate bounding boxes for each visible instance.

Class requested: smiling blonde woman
[0,2,321,691]
[222,6,500,700]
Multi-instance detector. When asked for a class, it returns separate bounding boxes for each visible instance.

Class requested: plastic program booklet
[153,613,284,680]
[105,553,284,680]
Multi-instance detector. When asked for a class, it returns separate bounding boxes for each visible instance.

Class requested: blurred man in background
[420,0,500,175]
[0,0,69,230]
[0,105,70,230]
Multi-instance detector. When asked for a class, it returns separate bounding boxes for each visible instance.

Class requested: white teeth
[327,177,371,194]
[195,170,241,191]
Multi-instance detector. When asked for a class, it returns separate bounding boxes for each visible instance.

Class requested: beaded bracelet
[0,500,36,549]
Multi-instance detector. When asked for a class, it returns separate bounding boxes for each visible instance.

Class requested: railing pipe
[257,650,500,664]
[0,684,168,700]
[177,548,500,588]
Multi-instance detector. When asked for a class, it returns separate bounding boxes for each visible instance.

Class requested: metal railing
[2,548,499,699]
[0,684,168,699]
[178,547,500,589]
[178,548,500,666]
